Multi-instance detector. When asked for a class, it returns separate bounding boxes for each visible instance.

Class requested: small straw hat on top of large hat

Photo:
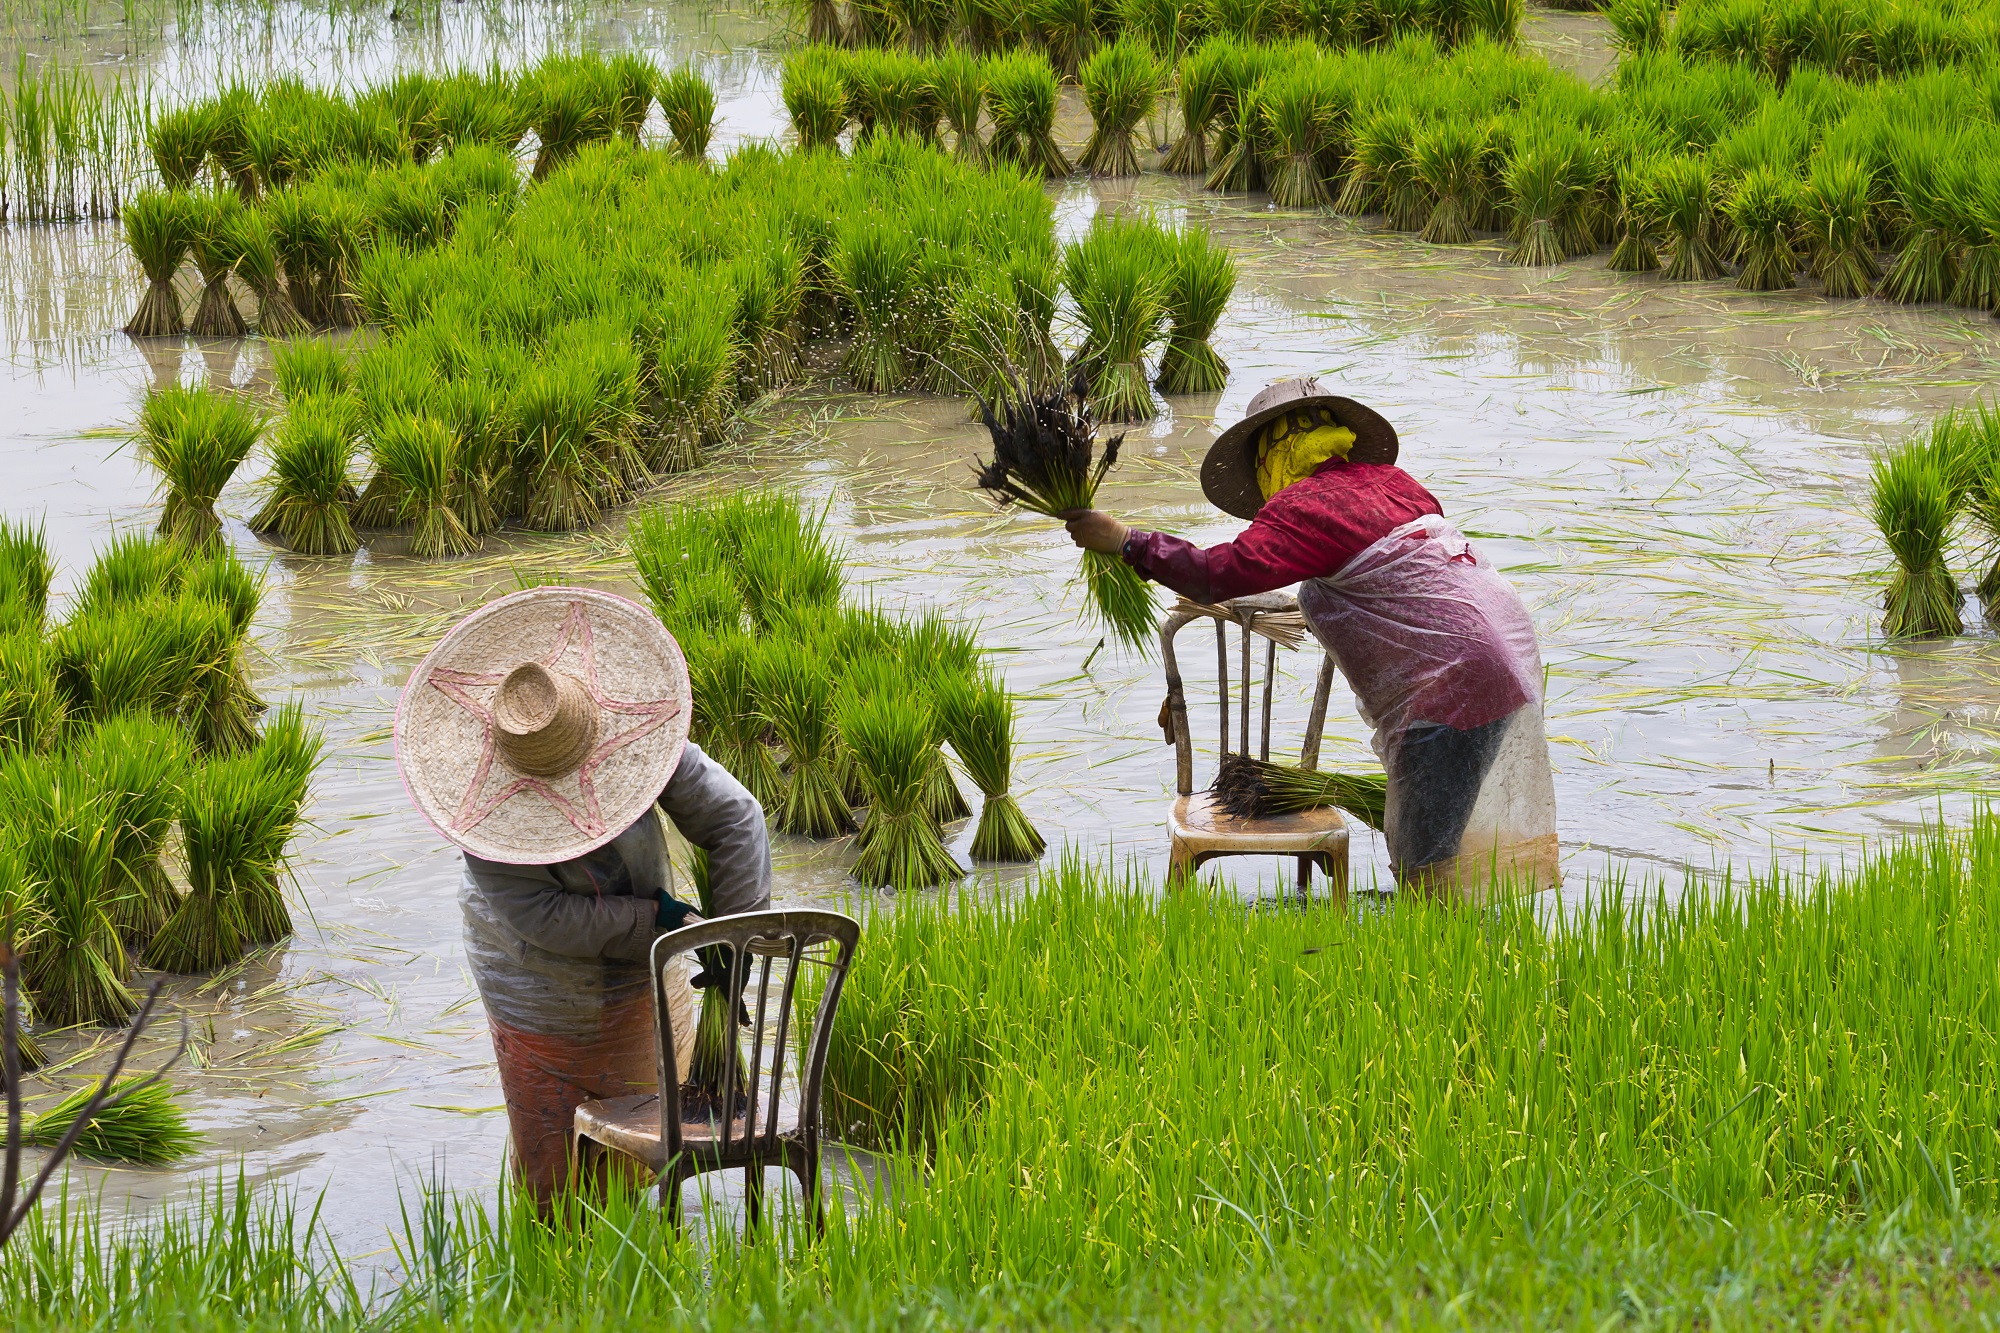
[1201,376,1399,519]
[395,587,690,865]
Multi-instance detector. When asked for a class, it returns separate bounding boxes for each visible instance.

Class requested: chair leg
[1167,842,1199,891]
[1296,853,1312,905]
[743,1163,763,1237]
[660,1160,686,1228]
[796,1145,824,1236]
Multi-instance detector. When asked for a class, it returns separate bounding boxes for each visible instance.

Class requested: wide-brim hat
[1201,377,1399,519]
[395,587,690,866]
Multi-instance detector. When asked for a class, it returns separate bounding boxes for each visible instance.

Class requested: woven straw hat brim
[395,587,690,866]
[1201,390,1399,520]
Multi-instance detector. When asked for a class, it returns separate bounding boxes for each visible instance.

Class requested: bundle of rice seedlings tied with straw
[1162,39,1230,177]
[24,1077,201,1165]
[609,53,658,143]
[180,546,266,756]
[973,374,1158,651]
[1725,164,1802,292]
[1210,751,1387,831]
[933,669,1043,862]
[1154,225,1234,396]
[0,628,62,758]
[932,47,985,165]
[374,412,477,559]
[1878,131,1959,306]
[185,189,248,338]
[121,189,193,338]
[75,712,189,943]
[758,635,854,837]
[783,47,849,153]
[658,66,717,164]
[237,702,322,945]
[1648,153,1728,282]
[226,205,309,337]
[136,383,266,550]
[686,629,785,809]
[839,660,963,890]
[1607,153,1663,273]
[146,750,294,974]
[1953,405,2000,612]
[1260,64,1333,210]
[1800,152,1880,298]
[0,516,53,637]
[1414,118,1488,246]
[250,396,361,556]
[984,52,1070,179]
[1502,128,1587,267]
[273,336,351,402]
[1061,215,1169,423]
[831,217,917,393]
[1077,36,1160,179]
[898,614,977,824]
[1948,164,2000,314]
[1870,423,1963,640]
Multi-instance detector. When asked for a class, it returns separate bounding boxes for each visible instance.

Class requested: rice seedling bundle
[1871,429,1962,640]
[675,844,748,1113]
[1502,127,1590,266]
[24,1076,201,1165]
[508,362,615,534]
[1258,63,1336,208]
[832,217,919,392]
[1061,216,1170,423]
[658,67,718,164]
[974,376,1158,649]
[932,47,986,164]
[226,207,310,337]
[177,549,264,758]
[1798,151,1880,297]
[758,635,856,837]
[1210,750,1387,830]
[250,399,359,557]
[146,749,294,974]
[1154,225,1234,396]
[120,190,193,338]
[932,669,1044,862]
[1606,0,1672,54]
[1204,76,1269,196]
[1877,130,1961,305]
[74,712,188,943]
[1078,37,1161,179]
[50,595,231,744]
[371,414,476,559]
[1413,117,1487,245]
[136,383,265,550]
[273,337,351,403]
[235,703,321,945]
[984,52,1071,178]
[184,190,248,339]
[793,0,846,45]
[1958,406,2000,611]
[1163,37,1232,176]
[607,54,658,144]
[1947,155,2000,313]
[524,57,617,181]
[0,752,136,1026]
[149,104,214,192]
[647,291,741,474]
[0,517,53,634]
[261,187,333,327]
[0,630,61,758]
[1344,105,1426,224]
[1725,163,1801,291]
[687,629,786,810]
[735,512,846,633]
[1647,153,1729,281]
[74,531,182,617]
[783,48,850,153]
[838,666,962,889]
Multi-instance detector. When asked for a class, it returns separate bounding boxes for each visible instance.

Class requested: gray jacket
[459,741,771,1035]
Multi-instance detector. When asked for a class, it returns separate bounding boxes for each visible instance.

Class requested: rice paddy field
[8,0,2000,1323]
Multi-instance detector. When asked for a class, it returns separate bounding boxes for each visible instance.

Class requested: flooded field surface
[6,0,2000,1253]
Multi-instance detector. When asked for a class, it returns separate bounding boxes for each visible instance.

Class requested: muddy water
[9,2,2000,1254]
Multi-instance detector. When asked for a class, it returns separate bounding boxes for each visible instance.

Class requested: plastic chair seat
[1168,792,1350,889]
[573,1092,794,1171]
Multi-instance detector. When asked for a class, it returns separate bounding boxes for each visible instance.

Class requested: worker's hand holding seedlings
[1079,377,1559,899]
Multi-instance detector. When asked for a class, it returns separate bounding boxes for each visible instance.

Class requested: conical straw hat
[395,587,690,866]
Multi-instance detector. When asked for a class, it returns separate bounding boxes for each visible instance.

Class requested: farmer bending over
[395,587,769,1205]
[1063,377,1558,898]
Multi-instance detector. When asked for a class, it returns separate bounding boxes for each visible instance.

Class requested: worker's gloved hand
[691,944,752,1027]
[1057,508,1130,555]
[655,892,702,932]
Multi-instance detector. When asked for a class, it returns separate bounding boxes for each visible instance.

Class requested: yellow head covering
[1255,411,1355,499]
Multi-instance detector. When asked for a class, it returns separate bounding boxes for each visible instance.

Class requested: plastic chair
[1161,591,1349,903]
[571,908,860,1233]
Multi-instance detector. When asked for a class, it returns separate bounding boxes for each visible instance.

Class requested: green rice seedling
[314,185,372,329]
[932,47,985,164]
[1799,152,1880,298]
[0,516,53,633]
[1259,65,1334,209]
[523,58,616,181]
[1077,37,1160,179]
[0,630,62,757]
[630,505,745,641]
[0,753,135,1027]
[120,189,193,338]
[75,711,188,942]
[609,53,657,143]
[179,550,264,758]
[147,751,288,974]
[1162,39,1230,177]
[205,86,262,203]
[432,378,505,538]
[1502,130,1586,266]
[736,513,845,632]
[1607,153,1663,273]
[783,48,849,153]
[648,292,740,473]
[1210,750,1387,830]
[1032,0,1101,76]
[149,104,213,191]
[1061,217,1169,423]
[508,363,613,534]
[1649,153,1728,282]
[932,670,1043,862]
[984,52,1070,179]
[1155,225,1234,396]
[1726,164,1801,292]
[1871,430,1963,640]
[1958,407,2000,611]
[1204,77,1268,196]
[832,217,917,393]
[235,703,320,945]
[74,531,181,616]
[839,669,962,889]
[433,71,526,154]
[273,338,350,402]
[1948,163,2000,314]
[846,51,939,143]
[250,396,360,557]
[975,376,1158,650]
[688,629,784,810]
[758,636,854,838]
[1414,117,1486,245]
[185,190,247,338]
[374,414,476,559]
[1878,133,1959,306]
[227,207,308,337]
[136,383,265,550]
[24,1077,201,1165]
[261,187,332,328]
[1605,0,1671,53]
[657,67,717,165]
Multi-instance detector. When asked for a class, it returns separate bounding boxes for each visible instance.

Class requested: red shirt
[1122,461,1443,604]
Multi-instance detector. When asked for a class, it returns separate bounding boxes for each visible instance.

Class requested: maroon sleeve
[1121,506,1326,604]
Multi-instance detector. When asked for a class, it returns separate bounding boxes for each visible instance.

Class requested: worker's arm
[656,741,772,919]
[462,858,660,963]
[1061,507,1318,604]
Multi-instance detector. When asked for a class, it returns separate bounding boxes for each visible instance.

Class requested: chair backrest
[649,909,861,1162]
[1159,592,1337,797]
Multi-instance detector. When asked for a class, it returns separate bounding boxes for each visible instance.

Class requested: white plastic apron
[1297,515,1559,899]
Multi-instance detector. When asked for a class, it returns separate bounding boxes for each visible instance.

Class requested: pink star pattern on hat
[426,601,683,838]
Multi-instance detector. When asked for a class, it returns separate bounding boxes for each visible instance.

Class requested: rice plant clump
[831,218,917,393]
[137,383,266,550]
[1726,164,1801,292]
[1649,153,1729,282]
[1077,37,1160,179]
[186,190,248,338]
[1502,130,1585,267]
[147,750,294,974]
[985,52,1070,179]
[974,376,1158,650]
[1878,133,1959,306]
[759,635,855,838]
[0,630,63,757]
[1155,226,1234,397]
[1211,751,1387,830]
[1162,38,1230,177]
[120,189,193,338]
[1800,153,1880,298]
[250,396,360,556]
[1961,406,2000,611]
[840,672,962,890]
[932,48,985,165]
[658,67,717,164]
[1061,216,1169,423]
[25,1077,202,1165]
[783,48,849,153]
[75,711,190,943]
[1871,431,1963,640]
[1949,166,2000,314]
[0,516,54,635]
[1414,119,1487,246]
[273,337,352,402]
[374,413,477,559]
[237,703,322,945]
[933,670,1044,862]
